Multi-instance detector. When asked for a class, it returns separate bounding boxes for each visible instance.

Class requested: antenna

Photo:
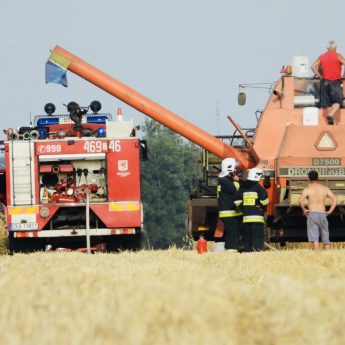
[28,88,32,125]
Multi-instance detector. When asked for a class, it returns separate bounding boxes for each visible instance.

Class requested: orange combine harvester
[244,73,345,244]
[45,47,345,245]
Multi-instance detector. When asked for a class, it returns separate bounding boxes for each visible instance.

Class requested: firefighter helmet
[247,168,264,181]
[219,158,238,177]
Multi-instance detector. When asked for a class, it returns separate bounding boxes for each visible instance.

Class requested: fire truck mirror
[140,140,148,161]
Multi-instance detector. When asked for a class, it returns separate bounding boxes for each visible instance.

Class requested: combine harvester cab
[4,104,146,252]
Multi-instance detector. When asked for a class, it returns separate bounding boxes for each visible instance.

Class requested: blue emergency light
[38,128,48,139]
[97,128,106,137]
[86,115,108,124]
[37,117,59,127]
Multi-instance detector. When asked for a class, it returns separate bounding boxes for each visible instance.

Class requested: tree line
[140,119,198,249]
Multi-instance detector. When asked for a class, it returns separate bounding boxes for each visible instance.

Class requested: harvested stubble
[0,249,345,345]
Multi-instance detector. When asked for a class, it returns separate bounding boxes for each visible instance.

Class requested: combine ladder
[10,141,34,205]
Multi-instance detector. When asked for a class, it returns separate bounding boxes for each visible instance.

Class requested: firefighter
[215,158,242,252]
[234,168,269,252]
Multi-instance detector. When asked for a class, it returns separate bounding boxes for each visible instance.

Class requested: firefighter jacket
[234,181,269,223]
[217,176,242,218]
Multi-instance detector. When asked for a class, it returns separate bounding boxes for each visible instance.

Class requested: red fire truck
[3,101,146,253]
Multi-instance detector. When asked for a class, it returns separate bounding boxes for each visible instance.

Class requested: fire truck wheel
[123,232,143,251]
[8,233,44,254]
[106,236,123,252]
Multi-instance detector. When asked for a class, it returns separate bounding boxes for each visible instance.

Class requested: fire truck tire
[8,233,44,254]
[123,232,143,251]
[106,236,123,252]
[106,233,142,252]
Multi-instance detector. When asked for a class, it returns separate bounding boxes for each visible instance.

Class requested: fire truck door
[107,139,140,201]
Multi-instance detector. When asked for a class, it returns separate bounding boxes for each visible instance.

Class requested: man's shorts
[320,79,343,108]
[307,211,329,244]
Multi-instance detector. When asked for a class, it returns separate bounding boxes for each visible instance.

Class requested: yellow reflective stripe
[9,206,39,215]
[234,200,242,206]
[243,216,264,223]
[260,198,269,206]
[243,219,264,223]
[219,210,243,217]
[219,212,243,218]
[234,182,240,190]
[108,203,140,212]
[217,185,221,198]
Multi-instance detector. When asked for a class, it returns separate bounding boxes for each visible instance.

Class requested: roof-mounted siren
[67,101,80,114]
[87,101,107,125]
[237,85,246,106]
[44,103,56,116]
[291,56,309,78]
[90,100,102,114]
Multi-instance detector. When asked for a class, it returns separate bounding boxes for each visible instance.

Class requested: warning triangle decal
[315,131,337,151]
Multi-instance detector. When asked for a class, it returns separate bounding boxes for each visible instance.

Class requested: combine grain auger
[47,46,257,170]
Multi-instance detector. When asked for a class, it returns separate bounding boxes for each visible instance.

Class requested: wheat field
[0,215,344,345]
[0,239,344,345]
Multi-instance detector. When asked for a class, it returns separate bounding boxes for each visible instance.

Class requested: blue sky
[1,0,344,137]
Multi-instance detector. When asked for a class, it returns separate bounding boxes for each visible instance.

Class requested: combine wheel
[264,225,271,243]
[280,241,286,248]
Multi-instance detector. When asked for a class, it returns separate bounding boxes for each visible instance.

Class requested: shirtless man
[299,170,337,250]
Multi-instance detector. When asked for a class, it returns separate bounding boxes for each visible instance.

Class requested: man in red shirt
[311,41,345,124]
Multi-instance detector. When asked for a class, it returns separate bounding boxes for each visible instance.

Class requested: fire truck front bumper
[11,228,139,238]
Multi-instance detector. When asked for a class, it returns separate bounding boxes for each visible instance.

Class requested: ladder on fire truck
[10,141,34,205]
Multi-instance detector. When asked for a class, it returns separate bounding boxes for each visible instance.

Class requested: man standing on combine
[311,41,345,125]
[299,170,337,250]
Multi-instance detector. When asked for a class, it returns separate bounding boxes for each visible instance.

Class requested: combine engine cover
[4,106,144,252]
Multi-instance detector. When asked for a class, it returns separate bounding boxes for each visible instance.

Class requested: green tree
[141,119,198,249]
